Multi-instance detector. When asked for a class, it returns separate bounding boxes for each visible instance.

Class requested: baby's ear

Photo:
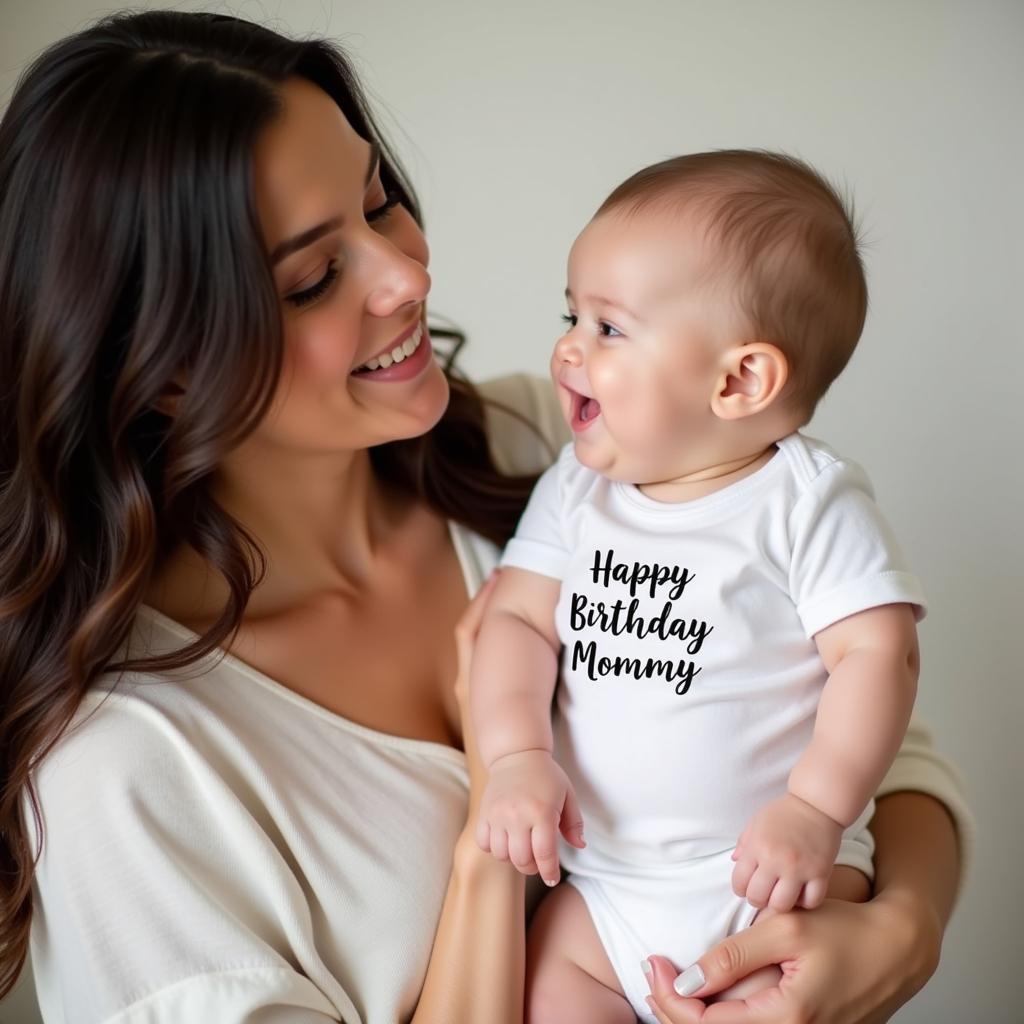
[710,343,788,420]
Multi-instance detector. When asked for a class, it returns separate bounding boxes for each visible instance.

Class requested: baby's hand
[731,792,843,912]
[475,749,585,886]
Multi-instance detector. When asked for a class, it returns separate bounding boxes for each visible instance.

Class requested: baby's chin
[572,440,645,483]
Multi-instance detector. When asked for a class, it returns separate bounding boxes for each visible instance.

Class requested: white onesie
[500,431,927,1021]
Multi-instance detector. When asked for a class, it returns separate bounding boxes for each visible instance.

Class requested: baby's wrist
[785,788,846,831]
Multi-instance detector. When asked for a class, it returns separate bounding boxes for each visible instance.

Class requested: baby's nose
[555,331,583,365]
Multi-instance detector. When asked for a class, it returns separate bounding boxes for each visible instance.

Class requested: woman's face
[250,76,448,455]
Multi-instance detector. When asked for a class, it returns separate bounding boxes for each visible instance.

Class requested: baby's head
[553,149,867,484]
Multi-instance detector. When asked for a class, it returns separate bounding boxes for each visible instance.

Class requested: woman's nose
[363,237,431,319]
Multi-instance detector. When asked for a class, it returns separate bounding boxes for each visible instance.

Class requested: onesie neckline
[612,433,797,520]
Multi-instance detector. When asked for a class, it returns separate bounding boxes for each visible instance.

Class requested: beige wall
[2,1,1021,1021]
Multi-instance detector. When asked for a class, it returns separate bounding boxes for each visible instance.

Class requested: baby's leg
[709,865,871,1003]
[526,882,636,1024]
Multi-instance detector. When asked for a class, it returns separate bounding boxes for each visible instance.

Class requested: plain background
[1,1,1020,1021]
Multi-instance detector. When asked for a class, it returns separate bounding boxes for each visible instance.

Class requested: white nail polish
[673,963,706,997]
[641,957,652,976]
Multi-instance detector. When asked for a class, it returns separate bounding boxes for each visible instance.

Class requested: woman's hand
[641,891,941,1023]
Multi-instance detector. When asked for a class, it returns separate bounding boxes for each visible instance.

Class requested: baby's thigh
[526,882,636,1024]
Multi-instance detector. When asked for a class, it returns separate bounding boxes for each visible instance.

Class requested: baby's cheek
[626,384,686,460]
[595,363,652,436]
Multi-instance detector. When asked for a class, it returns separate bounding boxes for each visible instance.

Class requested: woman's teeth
[356,323,423,372]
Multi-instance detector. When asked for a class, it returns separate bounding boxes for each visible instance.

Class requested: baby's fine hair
[596,150,868,422]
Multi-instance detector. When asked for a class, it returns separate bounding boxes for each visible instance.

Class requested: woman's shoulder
[476,373,571,476]
[29,632,267,850]
[29,676,213,839]
[25,681,359,1024]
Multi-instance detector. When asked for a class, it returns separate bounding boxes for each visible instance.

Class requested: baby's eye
[598,321,623,338]
[560,313,578,328]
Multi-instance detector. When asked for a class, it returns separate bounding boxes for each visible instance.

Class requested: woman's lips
[349,323,433,383]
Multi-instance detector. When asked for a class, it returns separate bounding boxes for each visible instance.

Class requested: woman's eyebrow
[270,142,381,266]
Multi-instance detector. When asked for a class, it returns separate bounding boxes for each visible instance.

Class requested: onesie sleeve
[499,444,574,581]
[26,692,357,1024]
[788,458,928,639]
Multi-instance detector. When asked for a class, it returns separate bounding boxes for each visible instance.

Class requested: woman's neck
[146,443,412,626]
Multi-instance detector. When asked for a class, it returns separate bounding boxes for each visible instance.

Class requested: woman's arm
[412,833,526,1024]
[641,790,961,1023]
[412,572,527,1024]
[869,788,960,957]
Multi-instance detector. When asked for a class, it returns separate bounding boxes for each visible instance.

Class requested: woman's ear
[151,375,187,418]
[710,343,788,421]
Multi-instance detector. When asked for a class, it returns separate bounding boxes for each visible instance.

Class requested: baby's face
[552,209,743,483]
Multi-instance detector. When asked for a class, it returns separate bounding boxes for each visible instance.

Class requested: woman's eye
[366,188,402,224]
[560,313,578,328]
[286,259,339,308]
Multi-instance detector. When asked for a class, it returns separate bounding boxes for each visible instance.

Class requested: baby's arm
[470,567,585,886]
[732,602,919,911]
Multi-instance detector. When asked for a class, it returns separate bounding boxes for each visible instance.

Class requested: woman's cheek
[283,308,362,393]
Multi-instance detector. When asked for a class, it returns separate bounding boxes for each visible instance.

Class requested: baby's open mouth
[570,389,602,432]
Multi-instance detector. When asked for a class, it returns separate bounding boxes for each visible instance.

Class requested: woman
[0,10,970,1023]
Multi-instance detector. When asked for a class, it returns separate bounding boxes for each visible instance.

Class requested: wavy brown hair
[0,9,544,994]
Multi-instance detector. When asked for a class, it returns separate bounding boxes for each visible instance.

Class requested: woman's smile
[350,319,434,382]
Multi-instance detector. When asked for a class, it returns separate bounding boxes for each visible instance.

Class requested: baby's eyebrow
[565,289,644,323]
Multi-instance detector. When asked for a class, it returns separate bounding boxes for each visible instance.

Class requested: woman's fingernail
[641,957,652,977]
[673,963,706,996]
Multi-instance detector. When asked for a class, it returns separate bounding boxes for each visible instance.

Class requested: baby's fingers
[797,876,828,910]
[489,826,510,862]
[731,851,756,899]
[475,817,491,853]
[558,785,586,849]
[508,828,539,876]
[532,822,561,887]
[766,875,802,912]
[744,865,778,910]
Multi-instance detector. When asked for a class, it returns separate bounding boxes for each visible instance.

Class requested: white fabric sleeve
[788,458,927,638]
[27,694,355,1024]
[499,455,571,581]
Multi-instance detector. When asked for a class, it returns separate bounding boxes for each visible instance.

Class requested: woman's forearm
[869,790,960,964]
[412,830,525,1024]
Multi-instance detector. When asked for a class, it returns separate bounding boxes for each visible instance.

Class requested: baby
[469,150,926,1022]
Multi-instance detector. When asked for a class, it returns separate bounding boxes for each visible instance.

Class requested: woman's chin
[378,361,450,442]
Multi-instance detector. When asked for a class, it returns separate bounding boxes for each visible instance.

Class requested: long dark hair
[0,9,542,993]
